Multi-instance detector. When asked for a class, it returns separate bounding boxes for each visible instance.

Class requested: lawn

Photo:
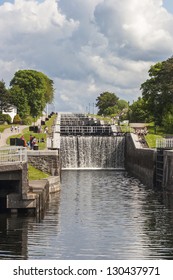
[4,114,57,149]
[0,124,11,133]
[28,164,50,180]
[6,128,47,149]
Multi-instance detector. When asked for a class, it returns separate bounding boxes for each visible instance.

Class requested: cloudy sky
[0,0,173,113]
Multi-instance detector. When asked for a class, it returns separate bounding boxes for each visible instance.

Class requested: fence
[0,147,27,164]
[60,126,113,135]
[156,138,173,149]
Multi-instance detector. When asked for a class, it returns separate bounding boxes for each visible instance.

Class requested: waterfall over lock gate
[60,136,125,169]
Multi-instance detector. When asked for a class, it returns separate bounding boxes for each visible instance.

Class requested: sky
[0,0,173,113]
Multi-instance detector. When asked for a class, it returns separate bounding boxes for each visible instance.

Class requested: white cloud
[0,0,173,112]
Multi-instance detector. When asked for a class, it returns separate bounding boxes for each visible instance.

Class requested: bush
[162,111,173,134]
[13,114,21,124]
[0,113,12,124]
[22,116,33,125]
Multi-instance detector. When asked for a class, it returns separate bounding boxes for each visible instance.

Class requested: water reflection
[0,214,35,259]
[1,170,173,259]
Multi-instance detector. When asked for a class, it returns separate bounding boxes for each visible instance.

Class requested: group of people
[20,135,37,149]
[29,135,37,149]
[11,125,20,133]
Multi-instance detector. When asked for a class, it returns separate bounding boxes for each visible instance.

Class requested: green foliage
[95,92,129,118]
[129,97,150,122]
[96,92,119,115]
[117,99,128,110]
[22,116,33,125]
[10,70,54,118]
[0,80,12,113]
[0,124,11,132]
[0,113,12,124]
[13,114,21,124]
[141,57,173,125]
[162,109,173,134]
[104,105,119,116]
[10,85,30,118]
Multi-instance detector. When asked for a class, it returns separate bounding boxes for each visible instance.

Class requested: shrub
[22,116,33,125]
[0,113,12,124]
[162,111,173,134]
[13,114,21,124]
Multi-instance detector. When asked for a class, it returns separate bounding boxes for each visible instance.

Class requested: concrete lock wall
[163,150,173,191]
[27,150,60,176]
[0,162,29,198]
[125,133,156,188]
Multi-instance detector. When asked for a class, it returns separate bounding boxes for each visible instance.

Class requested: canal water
[1,170,173,260]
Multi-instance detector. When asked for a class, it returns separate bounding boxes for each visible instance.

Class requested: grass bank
[5,114,57,149]
[28,164,50,180]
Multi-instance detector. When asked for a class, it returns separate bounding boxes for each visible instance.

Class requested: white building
[2,105,17,122]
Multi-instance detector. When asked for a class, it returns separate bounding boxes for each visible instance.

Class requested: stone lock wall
[0,162,29,198]
[125,133,156,187]
[27,150,60,176]
[163,150,173,191]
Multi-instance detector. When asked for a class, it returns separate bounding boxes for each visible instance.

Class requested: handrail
[156,138,173,149]
[0,147,27,164]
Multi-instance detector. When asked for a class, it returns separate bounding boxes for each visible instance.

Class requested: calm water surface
[1,170,173,259]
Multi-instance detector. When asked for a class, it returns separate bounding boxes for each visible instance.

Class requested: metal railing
[0,147,27,164]
[156,138,173,149]
[60,126,113,135]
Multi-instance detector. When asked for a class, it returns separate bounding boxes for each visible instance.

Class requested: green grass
[145,134,162,148]
[43,114,57,133]
[28,164,50,180]
[5,114,57,149]
[6,129,47,149]
[144,123,167,148]
[0,124,11,132]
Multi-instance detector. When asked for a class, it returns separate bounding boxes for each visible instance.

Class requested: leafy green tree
[0,113,12,124]
[104,105,119,116]
[0,80,12,113]
[117,99,128,110]
[129,97,150,122]
[96,91,119,115]
[162,105,173,133]
[43,75,54,104]
[140,58,173,125]
[10,70,54,118]
[10,85,30,118]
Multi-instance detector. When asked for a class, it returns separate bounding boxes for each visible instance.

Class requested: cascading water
[60,136,125,169]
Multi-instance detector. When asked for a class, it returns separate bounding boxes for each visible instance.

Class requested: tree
[140,57,173,126]
[10,70,54,118]
[129,97,150,122]
[117,99,128,111]
[162,106,173,133]
[0,80,12,113]
[96,92,119,115]
[10,85,30,118]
